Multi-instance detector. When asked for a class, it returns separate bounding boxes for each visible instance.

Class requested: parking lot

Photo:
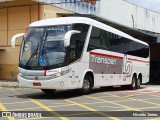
[0,85,160,120]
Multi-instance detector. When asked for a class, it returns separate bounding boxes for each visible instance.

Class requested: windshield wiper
[45,55,50,66]
[26,43,39,66]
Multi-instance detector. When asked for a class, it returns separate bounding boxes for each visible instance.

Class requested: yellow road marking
[87,95,160,118]
[65,99,120,120]
[9,107,42,111]
[3,101,32,105]
[150,94,160,97]
[10,88,69,120]
[10,88,19,94]
[10,104,75,111]
[147,117,160,120]
[139,106,160,110]
[29,98,69,120]
[0,103,15,120]
[110,94,160,106]
[86,96,142,111]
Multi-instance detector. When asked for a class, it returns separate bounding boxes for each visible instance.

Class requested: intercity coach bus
[11,17,150,94]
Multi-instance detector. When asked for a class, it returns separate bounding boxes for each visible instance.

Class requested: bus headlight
[52,73,61,78]
[19,73,24,77]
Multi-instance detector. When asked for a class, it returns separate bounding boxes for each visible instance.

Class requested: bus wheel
[41,89,56,95]
[129,75,137,90]
[136,76,141,89]
[79,75,92,94]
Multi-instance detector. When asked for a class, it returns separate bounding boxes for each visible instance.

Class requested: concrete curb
[0,81,19,88]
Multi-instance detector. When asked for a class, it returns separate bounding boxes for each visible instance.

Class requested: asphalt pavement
[0,82,159,120]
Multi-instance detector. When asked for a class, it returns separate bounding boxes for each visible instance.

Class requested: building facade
[0,0,73,80]
[0,0,160,82]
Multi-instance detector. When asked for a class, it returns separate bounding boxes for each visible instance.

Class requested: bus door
[67,35,82,88]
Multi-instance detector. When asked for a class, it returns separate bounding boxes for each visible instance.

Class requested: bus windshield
[20,25,71,68]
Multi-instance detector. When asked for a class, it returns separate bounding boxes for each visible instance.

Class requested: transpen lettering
[91,55,116,65]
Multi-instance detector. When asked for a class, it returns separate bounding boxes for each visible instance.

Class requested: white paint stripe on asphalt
[52,103,68,105]
[100,106,122,109]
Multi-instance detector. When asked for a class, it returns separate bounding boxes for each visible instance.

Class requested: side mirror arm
[11,33,25,48]
[64,30,81,47]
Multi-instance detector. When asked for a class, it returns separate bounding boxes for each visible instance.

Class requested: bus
[11,17,150,94]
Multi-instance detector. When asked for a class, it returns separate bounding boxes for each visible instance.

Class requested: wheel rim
[82,79,90,90]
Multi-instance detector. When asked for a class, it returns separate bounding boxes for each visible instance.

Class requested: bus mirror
[64,30,81,47]
[11,33,25,48]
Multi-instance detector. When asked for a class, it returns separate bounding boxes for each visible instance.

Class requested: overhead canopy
[0,0,13,2]
[59,13,158,44]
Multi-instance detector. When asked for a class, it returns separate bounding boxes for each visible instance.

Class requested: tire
[129,75,137,90]
[136,76,141,89]
[41,89,56,95]
[78,75,93,94]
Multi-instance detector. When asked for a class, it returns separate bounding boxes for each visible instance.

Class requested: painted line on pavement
[86,96,144,111]
[65,99,120,120]
[0,103,15,120]
[147,117,160,120]
[10,104,75,111]
[110,94,160,106]
[29,98,69,120]
[10,88,69,120]
[3,101,32,105]
[139,106,160,110]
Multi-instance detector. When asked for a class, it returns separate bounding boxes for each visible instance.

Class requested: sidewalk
[0,80,18,88]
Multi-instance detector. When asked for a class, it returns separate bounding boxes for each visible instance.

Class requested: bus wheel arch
[85,71,94,87]
[79,71,94,94]
[129,73,137,90]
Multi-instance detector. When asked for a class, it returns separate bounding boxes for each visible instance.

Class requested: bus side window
[88,26,108,51]
[69,24,90,63]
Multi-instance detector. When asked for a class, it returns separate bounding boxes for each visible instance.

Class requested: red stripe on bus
[90,52,123,59]
[128,58,149,63]
[44,70,46,76]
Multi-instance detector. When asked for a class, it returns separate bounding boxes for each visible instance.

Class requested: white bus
[11,17,150,94]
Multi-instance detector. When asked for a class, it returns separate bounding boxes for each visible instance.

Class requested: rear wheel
[136,75,141,89]
[129,75,137,90]
[78,75,93,94]
[41,89,56,95]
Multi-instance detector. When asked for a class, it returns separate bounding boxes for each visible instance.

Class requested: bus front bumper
[18,75,68,90]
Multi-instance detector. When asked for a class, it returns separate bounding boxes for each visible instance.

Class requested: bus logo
[35,76,39,80]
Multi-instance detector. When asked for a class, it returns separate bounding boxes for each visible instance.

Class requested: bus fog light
[56,73,61,77]
[19,73,24,77]
[60,82,64,86]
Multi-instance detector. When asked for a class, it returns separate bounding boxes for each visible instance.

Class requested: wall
[100,0,160,33]
[0,0,39,80]
[0,0,73,80]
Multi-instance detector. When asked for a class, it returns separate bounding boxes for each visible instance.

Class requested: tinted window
[87,26,109,51]
[87,26,149,58]
[69,24,89,63]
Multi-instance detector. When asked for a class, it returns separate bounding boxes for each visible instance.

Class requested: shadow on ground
[16,85,147,100]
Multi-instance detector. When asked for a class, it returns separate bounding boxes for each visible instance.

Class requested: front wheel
[41,89,56,95]
[78,75,93,94]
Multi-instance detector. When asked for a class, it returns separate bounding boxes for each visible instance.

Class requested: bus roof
[29,17,149,46]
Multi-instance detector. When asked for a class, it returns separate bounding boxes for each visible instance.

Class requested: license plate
[33,82,41,86]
